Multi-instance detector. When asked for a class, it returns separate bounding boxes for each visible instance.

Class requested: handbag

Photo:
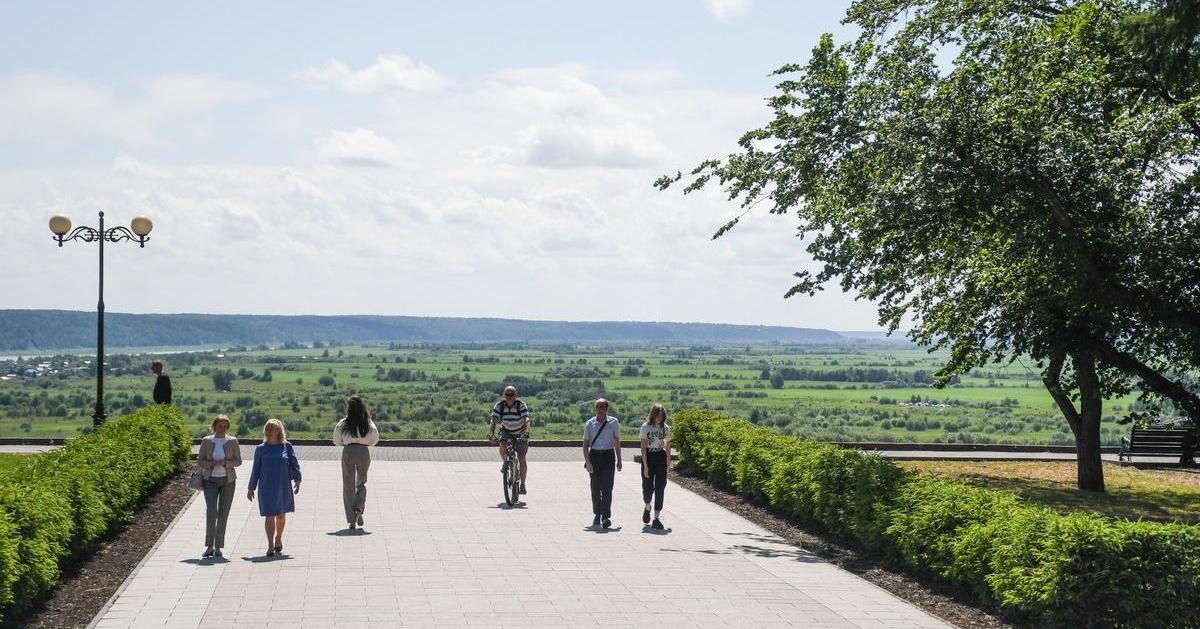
[285,442,297,481]
[190,440,213,490]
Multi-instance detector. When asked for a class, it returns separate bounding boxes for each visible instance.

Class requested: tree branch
[1042,347,1082,436]
[1027,171,1200,337]
[1094,340,1200,419]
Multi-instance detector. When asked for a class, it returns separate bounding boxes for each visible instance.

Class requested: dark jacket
[153,374,173,404]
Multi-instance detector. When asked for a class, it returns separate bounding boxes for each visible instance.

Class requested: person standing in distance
[640,405,671,530]
[582,398,621,529]
[489,386,531,495]
[151,359,172,404]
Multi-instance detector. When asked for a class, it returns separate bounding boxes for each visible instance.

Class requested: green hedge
[673,408,1200,628]
[0,405,189,621]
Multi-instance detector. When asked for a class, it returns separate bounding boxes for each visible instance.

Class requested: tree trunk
[1043,347,1106,492]
[1073,349,1106,492]
[1074,410,1106,491]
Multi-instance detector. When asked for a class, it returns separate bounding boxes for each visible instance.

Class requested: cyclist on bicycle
[488,385,530,495]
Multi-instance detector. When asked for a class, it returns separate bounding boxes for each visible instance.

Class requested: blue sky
[0,0,883,330]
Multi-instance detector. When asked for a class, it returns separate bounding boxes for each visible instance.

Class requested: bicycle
[493,431,526,506]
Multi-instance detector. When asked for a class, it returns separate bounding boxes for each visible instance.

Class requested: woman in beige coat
[197,415,243,557]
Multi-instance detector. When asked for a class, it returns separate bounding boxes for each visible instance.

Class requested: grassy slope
[900,460,1200,524]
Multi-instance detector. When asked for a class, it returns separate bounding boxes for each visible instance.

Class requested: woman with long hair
[247,419,301,557]
[332,395,380,529]
[640,404,671,530]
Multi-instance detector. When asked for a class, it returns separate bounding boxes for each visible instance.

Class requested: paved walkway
[91,457,953,628]
[0,444,60,454]
[1,443,1162,463]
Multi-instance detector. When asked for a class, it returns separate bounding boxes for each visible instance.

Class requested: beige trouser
[202,476,235,549]
[341,444,371,523]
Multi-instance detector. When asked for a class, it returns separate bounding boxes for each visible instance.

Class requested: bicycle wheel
[503,453,517,506]
[511,460,523,503]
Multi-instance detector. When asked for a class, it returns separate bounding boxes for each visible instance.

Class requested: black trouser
[589,449,616,518]
[642,450,668,511]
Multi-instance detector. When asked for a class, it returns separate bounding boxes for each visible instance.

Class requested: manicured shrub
[0,405,189,622]
[977,512,1200,628]
[670,408,718,465]
[842,451,905,550]
[691,415,755,489]
[0,510,17,610]
[887,476,1023,587]
[672,408,1200,628]
[732,429,793,502]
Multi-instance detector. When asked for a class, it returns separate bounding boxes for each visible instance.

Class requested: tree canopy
[658,0,1200,490]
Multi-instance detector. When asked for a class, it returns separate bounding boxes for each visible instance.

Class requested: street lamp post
[49,211,154,426]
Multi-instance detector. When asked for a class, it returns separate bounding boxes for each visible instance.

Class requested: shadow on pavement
[728,544,824,562]
[641,525,672,535]
[489,502,527,509]
[241,554,293,563]
[721,531,824,562]
[179,557,231,566]
[662,547,731,555]
[326,529,373,536]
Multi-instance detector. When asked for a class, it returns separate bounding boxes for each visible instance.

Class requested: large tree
[658,0,1200,491]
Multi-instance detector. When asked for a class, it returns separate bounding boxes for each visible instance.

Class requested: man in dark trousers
[582,398,621,529]
[152,359,173,404]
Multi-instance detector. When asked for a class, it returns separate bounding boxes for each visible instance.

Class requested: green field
[0,343,1139,443]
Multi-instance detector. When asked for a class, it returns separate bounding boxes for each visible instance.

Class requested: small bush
[0,406,189,621]
[283,418,312,432]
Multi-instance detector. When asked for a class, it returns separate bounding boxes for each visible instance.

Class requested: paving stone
[91,456,953,628]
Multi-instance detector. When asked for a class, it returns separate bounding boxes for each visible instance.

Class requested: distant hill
[0,310,847,351]
[835,330,911,344]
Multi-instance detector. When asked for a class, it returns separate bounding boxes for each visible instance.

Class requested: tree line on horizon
[0,310,849,352]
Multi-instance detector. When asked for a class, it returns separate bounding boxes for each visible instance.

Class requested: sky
[0,0,884,331]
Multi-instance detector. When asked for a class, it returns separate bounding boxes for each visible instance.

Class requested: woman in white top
[197,414,242,557]
[332,396,380,529]
[640,405,671,530]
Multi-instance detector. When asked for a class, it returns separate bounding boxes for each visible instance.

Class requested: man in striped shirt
[488,385,531,494]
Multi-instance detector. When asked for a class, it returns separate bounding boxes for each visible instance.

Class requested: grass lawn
[899,460,1200,524]
[0,452,35,472]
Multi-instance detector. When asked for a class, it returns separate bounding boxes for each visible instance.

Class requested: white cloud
[0,60,883,329]
[466,65,670,169]
[143,75,261,111]
[522,121,666,168]
[295,55,449,93]
[481,65,603,116]
[0,73,261,148]
[316,128,406,168]
[705,0,752,19]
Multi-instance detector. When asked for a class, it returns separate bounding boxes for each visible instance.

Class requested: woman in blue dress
[246,418,301,557]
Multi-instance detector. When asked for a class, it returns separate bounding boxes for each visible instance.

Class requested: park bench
[1118,426,1197,465]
